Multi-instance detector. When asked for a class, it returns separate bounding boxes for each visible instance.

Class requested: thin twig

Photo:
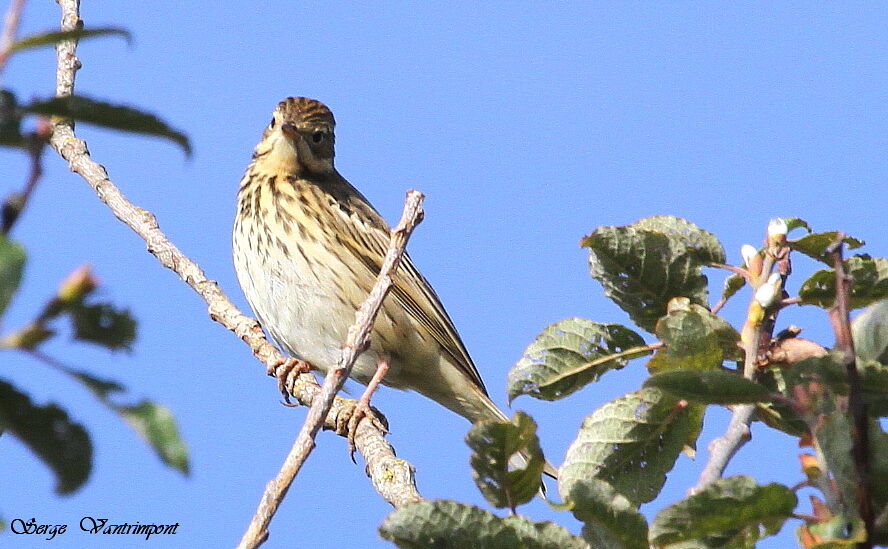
[0,0,26,73]
[49,0,420,510]
[237,191,424,549]
[827,237,873,548]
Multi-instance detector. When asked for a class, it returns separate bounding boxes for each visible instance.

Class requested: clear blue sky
[3,2,887,548]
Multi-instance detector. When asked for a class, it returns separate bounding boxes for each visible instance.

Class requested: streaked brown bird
[233,97,553,476]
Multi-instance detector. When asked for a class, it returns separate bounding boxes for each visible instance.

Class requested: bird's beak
[280,122,299,140]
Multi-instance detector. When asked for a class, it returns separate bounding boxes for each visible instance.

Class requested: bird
[232,97,554,478]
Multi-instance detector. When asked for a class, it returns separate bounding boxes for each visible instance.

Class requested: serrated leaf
[789,232,865,265]
[650,476,796,547]
[799,255,888,309]
[379,500,588,549]
[560,388,701,505]
[581,216,725,333]
[0,379,91,494]
[508,318,646,402]
[117,401,188,475]
[647,299,740,374]
[0,235,26,317]
[852,299,888,364]
[69,302,136,351]
[23,95,190,155]
[559,477,648,549]
[8,27,131,53]
[644,370,772,404]
[466,411,545,509]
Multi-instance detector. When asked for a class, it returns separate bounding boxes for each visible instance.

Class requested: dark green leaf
[789,231,865,265]
[466,411,544,509]
[798,255,888,309]
[0,235,26,317]
[815,411,857,518]
[379,500,587,549]
[559,477,648,549]
[644,370,772,404]
[581,216,725,333]
[117,401,189,475]
[508,318,646,403]
[0,89,23,147]
[647,299,740,373]
[560,388,702,505]
[868,422,888,526]
[650,476,796,547]
[861,361,888,417]
[852,299,888,364]
[23,95,191,155]
[0,379,91,494]
[8,27,131,53]
[69,302,136,351]
[70,370,126,400]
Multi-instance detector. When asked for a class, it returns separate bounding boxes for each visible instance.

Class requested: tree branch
[238,191,424,549]
[49,0,420,511]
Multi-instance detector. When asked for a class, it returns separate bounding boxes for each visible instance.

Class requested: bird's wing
[328,177,489,395]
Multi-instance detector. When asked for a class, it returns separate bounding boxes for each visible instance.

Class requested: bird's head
[254,97,336,175]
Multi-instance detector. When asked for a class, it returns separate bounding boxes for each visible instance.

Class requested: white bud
[741,244,758,267]
[754,273,783,307]
[767,218,788,238]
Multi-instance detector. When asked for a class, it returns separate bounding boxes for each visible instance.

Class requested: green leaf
[0,89,23,148]
[508,318,646,402]
[23,95,191,155]
[852,299,888,364]
[814,411,857,519]
[0,379,92,494]
[117,401,189,475]
[559,477,648,549]
[781,217,812,234]
[466,411,545,510]
[650,476,796,547]
[647,299,740,374]
[560,387,702,505]
[0,235,25,317]
[581,216,725,333]
[69,302,136,351]
[798,255,888,309]
[379,500,587,549]
[8,27,131,53]
[644,370,772,405]
[720,272,746,303]
[868,422,888,525]
[789,231,865,265]
[861,360,888,417]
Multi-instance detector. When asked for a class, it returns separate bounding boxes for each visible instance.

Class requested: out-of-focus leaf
[581,216,725,333]
[644,370,772,404]
[798,515,867,548]
[0,380,91,494]
[379,500,587,549]
[0,89,23,148]
[814,412,857,519]
[789,231,865,265]
[798,255,888,309]
[466,411,544,510]
[23,95,191,155]
[8,27,131,53]
[69,302,136,351]
[650,476,796,547]
[852,299,888,364]
[647,299,740,374]
[70,370,126,401]
[117,401,189,475]
[508,318,646,402]
[0,235,26,317]
[0,321,53,350]
[559,477,648,549]
[560,388,701,505]
[868,422,888,530]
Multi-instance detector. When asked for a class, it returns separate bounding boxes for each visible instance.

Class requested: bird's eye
[311,131,325,144]
[269,117,276,129]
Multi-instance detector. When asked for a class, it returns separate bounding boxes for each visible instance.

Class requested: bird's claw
[267,357,312,406]
[334,398,388,462]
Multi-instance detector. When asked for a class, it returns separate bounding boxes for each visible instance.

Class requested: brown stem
[237,191,424,549]
[0,0,26,73]
[50,0,419,515]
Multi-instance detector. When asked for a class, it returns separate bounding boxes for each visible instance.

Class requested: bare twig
[827,237,873,548]
[0,0,26,73]
[238,191,424,549]
[49,0,419,510]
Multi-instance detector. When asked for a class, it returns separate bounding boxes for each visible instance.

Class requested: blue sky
[3,2,887,548]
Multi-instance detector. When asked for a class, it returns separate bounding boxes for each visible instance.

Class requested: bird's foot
[268,357,312,406]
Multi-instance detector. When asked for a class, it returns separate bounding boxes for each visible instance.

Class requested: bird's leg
[346,355,390,459]
[268,356,313,406]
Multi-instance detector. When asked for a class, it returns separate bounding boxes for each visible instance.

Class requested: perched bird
[233,97,553,477]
